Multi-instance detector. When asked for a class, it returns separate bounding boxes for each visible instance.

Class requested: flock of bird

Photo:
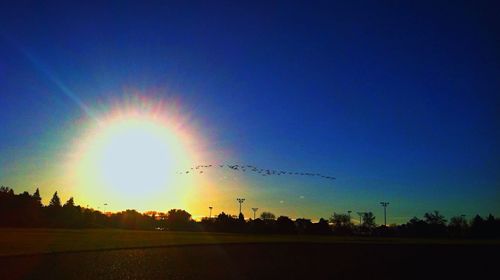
[177,164,336,181]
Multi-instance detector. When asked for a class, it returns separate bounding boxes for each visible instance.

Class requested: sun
[94,117,178,197]
[67,97,208,209]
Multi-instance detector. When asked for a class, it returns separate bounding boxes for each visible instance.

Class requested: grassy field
[1,228,498,256]
[1,229,499,279]
[1,242,499,279]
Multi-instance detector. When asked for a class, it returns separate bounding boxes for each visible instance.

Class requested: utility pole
[380,202,389,226]
[356,212,365,225]
[236,198,245,215]
[209,206,213,218]
[252,208,258,219]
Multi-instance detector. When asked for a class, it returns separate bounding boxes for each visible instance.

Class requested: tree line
[1,187,499,238]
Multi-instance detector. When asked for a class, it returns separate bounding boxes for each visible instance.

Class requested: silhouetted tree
[470,214,500,238]
[260,211,276,220]
[45,191,64,227]
[144,211,158,220]
[424,211,447,225]
[247,218,268,233]
[63,197,75,207]
[330,213,353,235]
[402,216,428,237]
[109,209,153,229]
[32,188,42,205]
[165,209,193,230]
[362,212,376,229]
[422,210,448,237]
[0,186,14,195]
[0,187,15,226]
[199,217,216,232]
[3,187,500,238]
[449,216,467,228]
[310,218,332,235]
[214,212,240,232]
[470,215,484,231]
[449,215,468,238]
[16,191,36,226]
[49,192,62,208]
[295,218,313,234]
[61,197,82,228]
[276,216,296,234]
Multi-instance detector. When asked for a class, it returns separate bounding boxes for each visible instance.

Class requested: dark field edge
[1,240,498,259]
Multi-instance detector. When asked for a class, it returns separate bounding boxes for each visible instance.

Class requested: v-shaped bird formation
[177,164,336,181]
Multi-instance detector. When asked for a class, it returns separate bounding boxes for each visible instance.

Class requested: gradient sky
[1,1,499,223]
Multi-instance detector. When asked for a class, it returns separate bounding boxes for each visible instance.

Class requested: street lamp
[380,202,389,226]
[236,198,245,215]
[252,208,259,219]
[356,212,365,225]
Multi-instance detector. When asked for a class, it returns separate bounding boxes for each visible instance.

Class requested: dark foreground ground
[1,242,498,280]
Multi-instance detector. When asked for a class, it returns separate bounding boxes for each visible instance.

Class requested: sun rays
[63,95,217,210]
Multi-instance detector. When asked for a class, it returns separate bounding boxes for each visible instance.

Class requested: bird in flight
[177,164,336,181]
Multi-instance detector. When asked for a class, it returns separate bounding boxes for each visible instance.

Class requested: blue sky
[1,1,499,223]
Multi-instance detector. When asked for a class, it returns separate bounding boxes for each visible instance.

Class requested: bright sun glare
[68,98,205,208]
[96,118,176,196]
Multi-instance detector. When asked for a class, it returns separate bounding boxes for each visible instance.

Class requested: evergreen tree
[49,191,62,208]
[63,197,75,208]
[33,188,42,204]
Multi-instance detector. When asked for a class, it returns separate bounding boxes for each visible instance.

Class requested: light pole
[236,198,245,215]
[347,210,352,222]
[380,202,389,226]
[356,212,365,225]
[252,208,258,219]
[209,206,213,218]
